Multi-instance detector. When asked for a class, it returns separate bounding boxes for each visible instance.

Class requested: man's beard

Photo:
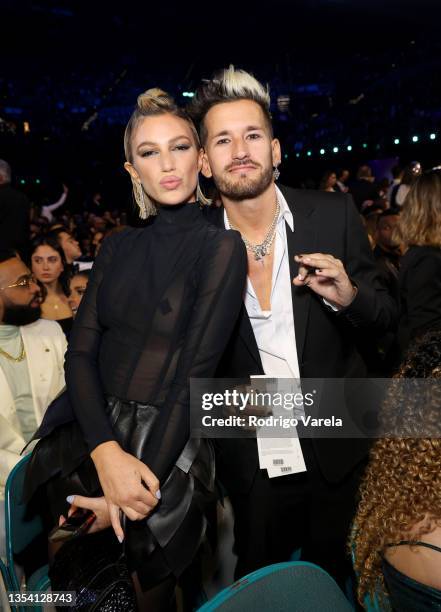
[2,303,41,326]
[213,161,273,201]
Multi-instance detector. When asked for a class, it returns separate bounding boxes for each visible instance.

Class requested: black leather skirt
[24,396,215,590]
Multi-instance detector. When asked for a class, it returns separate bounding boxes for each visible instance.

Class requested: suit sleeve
[338,194,398,333]
[142,230,247,482]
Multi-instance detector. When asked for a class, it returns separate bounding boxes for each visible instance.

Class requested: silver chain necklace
[226,197,280,261]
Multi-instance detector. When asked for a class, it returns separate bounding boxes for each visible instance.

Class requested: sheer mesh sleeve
[64,232,126,451]
[144,230,247,481]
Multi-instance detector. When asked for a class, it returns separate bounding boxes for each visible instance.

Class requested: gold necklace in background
[0,336,26,362]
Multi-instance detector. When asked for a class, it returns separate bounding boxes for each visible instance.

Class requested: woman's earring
[196,177,211,207]
[133,179,147,219]
[273,165,281,181]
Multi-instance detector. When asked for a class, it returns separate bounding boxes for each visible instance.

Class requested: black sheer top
[383,541,441,611]
[65,203,247,481]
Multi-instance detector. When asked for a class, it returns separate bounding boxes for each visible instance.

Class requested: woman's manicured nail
[66,495,74,504]
[156,490,162,500]
[117,535,124,544]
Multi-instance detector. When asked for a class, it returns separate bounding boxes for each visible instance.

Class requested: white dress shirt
[224,186,300,379]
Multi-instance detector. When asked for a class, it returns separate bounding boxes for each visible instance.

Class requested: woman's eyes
[140,144,191,157]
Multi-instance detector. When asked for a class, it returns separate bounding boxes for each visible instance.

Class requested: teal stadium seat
[197,561,355,612]
[4,454,50,612]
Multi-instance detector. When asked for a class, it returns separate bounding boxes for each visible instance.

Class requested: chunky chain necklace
[0,336,26,362]
[226,197,280,261]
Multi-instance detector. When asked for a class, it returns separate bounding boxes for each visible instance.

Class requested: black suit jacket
[206,185,397,492]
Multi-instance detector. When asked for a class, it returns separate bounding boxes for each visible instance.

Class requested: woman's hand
[90,441,161,542]
[59,495,111,534]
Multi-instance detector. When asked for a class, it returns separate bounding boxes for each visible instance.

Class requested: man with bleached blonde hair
[189,67,397,587]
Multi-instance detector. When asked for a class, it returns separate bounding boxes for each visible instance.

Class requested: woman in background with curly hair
[351,330,441,610]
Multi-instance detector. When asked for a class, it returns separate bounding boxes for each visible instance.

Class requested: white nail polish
[117,535,123,544]
[66,495,74,504]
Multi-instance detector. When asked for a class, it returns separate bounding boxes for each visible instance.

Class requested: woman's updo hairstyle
[124,88,210,219]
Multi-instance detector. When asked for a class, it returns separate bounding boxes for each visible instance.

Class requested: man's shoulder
[0,184,30,206]
[278,184,350,214]
[21,319,65,341]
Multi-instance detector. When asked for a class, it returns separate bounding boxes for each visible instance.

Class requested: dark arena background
[2,0,441,221]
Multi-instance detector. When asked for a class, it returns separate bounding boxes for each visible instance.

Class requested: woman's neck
[43,280,63,296]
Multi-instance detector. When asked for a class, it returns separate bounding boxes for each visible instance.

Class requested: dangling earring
[273,165,281,181]
[196,177,212,207]
[132,179,148,219]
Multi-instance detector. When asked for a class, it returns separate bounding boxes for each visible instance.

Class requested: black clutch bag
[49,530,136,612]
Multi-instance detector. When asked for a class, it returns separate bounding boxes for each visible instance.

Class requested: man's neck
[222,182,278,241]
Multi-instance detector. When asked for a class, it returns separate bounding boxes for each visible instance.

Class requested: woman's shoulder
[401,245,441,269]
[203,224,245,256]
[100,226,146,250]
[384,523,441,591]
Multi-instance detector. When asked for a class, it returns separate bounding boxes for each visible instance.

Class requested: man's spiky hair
[188,65,273,143]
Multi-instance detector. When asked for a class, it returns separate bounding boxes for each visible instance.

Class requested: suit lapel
[281,187,317,364]
[205,205,262,370]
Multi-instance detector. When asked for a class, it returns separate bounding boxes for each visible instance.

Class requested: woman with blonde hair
[395,170,441,355]
[352,329,441,610]
[25,88,246,610]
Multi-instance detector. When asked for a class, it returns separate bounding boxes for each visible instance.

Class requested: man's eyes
[215,133,262,145]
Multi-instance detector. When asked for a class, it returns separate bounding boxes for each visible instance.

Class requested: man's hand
[293,253,357,309]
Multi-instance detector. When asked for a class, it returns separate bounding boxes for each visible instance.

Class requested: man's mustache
[226,160,260,172]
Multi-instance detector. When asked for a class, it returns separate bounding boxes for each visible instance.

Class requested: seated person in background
[349,164,381,212]
[0,249,66,556]
[392,161,422,208]
[30,235,73,338]
[67,270,90,317]
[396,170,441,356]
[361,203,385,248]
[50,227,93,272]
[352,330,441,611]
[373,209,401,294]
[319,170,337,192]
